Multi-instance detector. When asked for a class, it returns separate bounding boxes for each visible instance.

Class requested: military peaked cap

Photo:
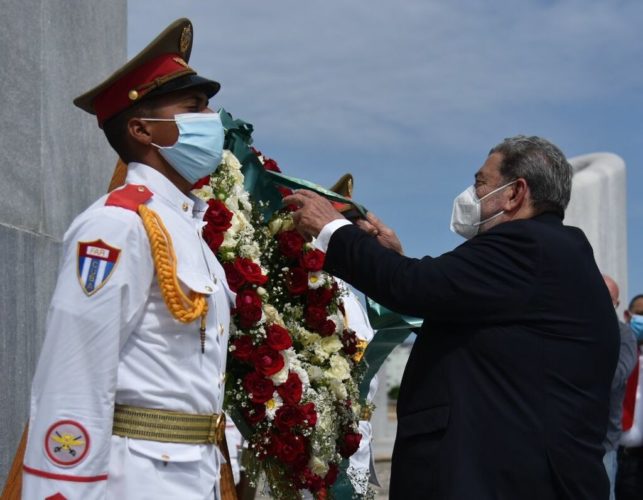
[74,18,220,128]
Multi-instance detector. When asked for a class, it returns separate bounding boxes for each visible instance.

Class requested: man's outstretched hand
[282,190,345,239]
[283,190,404,255]
[356,212,404,254]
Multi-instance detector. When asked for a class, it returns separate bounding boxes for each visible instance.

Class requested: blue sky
[130,0,643,302]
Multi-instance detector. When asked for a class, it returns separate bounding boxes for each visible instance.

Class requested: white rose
[270,361,289,385]
[280,218,295,232]
[268,217,283,236]
[306,365,324,381]
[328,379,348,400]
[263,304,284,326]
[321,336,343,354]
[327,354,351,381]
[223,150,242,170]
[308,456,329,476]
[192,184,213,201]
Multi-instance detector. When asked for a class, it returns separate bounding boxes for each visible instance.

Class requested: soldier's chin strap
[108,158,128,192]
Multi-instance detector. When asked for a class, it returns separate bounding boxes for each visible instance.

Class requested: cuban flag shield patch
[77,240,121,296]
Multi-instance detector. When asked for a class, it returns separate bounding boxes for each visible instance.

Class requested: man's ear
[127,117,153,147]
[625,310,632,323]
[503,178,528,213]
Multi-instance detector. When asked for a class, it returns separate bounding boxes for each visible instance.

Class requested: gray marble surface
[0,0,126,485]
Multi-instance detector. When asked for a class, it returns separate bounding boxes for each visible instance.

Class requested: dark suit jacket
[325,213,619,499]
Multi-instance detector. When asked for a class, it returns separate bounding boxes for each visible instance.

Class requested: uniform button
[219,323,224,335]
[182,202,189,212]
[137,186,145,192]
[161,453,170,460]
[205,285,213,292]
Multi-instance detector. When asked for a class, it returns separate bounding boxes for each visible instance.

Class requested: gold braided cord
[138,204,208,324]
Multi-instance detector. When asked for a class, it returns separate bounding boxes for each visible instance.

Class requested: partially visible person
[601,275,637,500]
[616,293,643,500]
[284,135,619,499]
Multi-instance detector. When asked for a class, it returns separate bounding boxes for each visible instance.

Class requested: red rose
[338,431,362,458]
[252,345,285,376]
[300,249,325,272]
[305,305,328,330]
[233,257,268,286]
[286,268,308,296]
[235,289,263,328]
[243,371,275,404]
[325,463,339,486]
[192,175,210,189]
[274,405,304,431]
[223,262,246,292]
[276,372,303,405]
[277,186,293,198]
[230,335,254,362]
[299,468,324,493]
[204,199,233,232]
[306,287,334,307]
[243,403,266,425]
[202,224,224,253]
[300,402,317,427]
[262,158,281,173]
[341,329,358,356]
[317,319,336,337]
[277,231,305,259]
[266,324,293,351]
[270,431,307,465]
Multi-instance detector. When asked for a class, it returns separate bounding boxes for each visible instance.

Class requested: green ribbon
[358,299,422,400]
[265,170,368,218]
[219,108,284,220]
[219,108,369,221]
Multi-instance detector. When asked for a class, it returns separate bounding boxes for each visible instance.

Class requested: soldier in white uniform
[21,18,233,500]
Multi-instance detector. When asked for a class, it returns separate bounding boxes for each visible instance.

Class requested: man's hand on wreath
[356,212,404,255]
[283,190,345,239]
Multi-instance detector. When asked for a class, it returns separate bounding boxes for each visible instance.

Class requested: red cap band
[93,53,194,127]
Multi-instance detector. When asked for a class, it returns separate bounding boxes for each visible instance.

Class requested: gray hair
[489,135,572,218]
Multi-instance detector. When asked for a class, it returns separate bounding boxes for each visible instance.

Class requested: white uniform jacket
[341,286,379,494]
[22,163,233,500]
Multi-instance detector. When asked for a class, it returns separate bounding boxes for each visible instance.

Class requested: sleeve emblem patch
[77,240,121,296]
[44,420,90,467]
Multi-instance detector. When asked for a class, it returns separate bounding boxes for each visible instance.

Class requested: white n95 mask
[450,181,517,239]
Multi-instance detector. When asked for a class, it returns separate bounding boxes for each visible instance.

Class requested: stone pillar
[0,0,126,483]
[566,153,628,315]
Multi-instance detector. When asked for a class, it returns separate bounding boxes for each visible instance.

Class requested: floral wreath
[192,144,368,498]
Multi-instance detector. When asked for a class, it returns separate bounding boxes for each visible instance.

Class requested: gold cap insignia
[128,90,139,101]
[179,25,192,56]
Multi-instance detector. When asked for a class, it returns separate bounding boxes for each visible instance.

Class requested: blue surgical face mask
[630,314,643,341]
[145,112,225,184]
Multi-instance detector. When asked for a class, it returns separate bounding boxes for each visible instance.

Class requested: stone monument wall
[0,0,126,483]
[566,153,628,314]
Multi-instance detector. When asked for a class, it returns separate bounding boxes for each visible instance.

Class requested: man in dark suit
[284,136,619,499]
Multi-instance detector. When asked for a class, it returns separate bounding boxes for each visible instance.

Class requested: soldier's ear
[127,117,154,147]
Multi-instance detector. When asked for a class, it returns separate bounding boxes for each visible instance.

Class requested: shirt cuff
[314,219,352,252]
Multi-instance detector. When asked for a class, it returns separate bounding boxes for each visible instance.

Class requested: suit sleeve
[22,207,153,500]
[324,223,539,323]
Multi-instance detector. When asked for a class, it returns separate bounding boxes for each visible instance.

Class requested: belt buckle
[207,413,226,445]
